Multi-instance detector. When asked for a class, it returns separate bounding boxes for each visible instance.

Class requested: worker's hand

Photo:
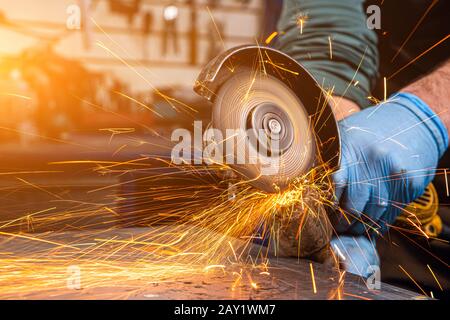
[330,235,379,277]
[331,93,448,236]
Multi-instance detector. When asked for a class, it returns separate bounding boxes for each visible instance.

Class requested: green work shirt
[276,0,379,108]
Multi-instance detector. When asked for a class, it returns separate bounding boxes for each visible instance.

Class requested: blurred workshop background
[0,0,273,139]
[0,0,280,229]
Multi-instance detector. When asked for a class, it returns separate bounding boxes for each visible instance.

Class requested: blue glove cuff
[330,235,380,278]
[393,92,449,158]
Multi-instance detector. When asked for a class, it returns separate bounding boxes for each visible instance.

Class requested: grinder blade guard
[194,45,340,193]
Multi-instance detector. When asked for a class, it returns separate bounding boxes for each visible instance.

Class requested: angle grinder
[193,45,443,262]
[194,45,340,261]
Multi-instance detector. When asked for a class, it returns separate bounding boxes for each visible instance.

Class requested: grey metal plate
[0,227,425,300]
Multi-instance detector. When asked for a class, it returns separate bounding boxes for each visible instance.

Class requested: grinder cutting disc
[213,70,316,193]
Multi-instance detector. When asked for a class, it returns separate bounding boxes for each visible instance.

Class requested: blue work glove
[332,93,448,237]
[330,235,379,278]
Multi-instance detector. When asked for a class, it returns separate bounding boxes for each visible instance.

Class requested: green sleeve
[275,0,379,108]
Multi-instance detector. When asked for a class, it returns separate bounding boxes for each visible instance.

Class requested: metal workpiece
[0,227,426,300]
[274,195,333,261]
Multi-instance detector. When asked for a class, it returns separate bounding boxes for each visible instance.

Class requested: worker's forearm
[403,60,450,143]
[334,61,450,126]
[330,97,361,121]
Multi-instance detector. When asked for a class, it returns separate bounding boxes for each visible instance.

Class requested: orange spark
[309,262,317,294]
